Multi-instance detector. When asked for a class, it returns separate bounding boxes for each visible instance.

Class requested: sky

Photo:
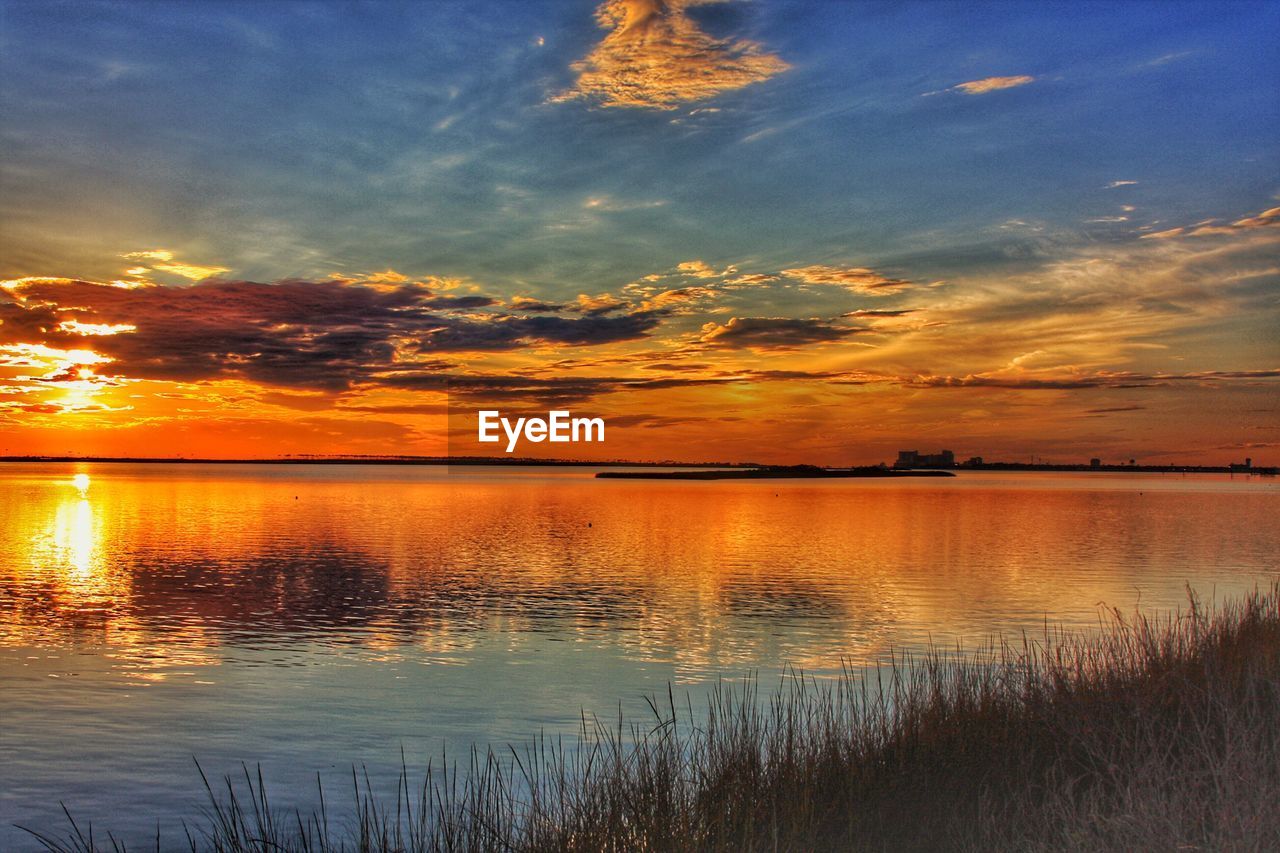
[1,0,1277,464]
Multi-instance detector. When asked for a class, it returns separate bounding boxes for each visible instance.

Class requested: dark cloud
[411,311,662,352]
[1084,405,1147,414]
[733,369,847,381]
[508,297,567,312]
[1177,369,1280,380]
[1,292,68,345]
[4,278,663,390]
[700,317,864,349]
[420,294,498,309]
[642,361,712,372]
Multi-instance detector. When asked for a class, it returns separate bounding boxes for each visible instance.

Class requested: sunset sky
[1,0,1277,463]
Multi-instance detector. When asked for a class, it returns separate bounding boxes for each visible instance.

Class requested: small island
[596,464,955,480]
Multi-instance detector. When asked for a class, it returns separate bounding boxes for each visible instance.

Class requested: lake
[1,463,1277,848]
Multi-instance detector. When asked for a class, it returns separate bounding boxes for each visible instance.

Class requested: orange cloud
[642,286,718,311]
[555,0,788,110]
[781,265,913,295]
[1141,205,1280,239]
[121,249,228,281]
[1232,206,1280,229]
[574,292,629,314]
[952,75,1035,95]
[676,259,721,278]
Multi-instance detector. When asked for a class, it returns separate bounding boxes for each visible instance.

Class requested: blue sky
[4,0,1276,288]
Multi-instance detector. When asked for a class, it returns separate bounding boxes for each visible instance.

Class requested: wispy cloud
[782,265,913,295]
[554,0,788,110]
[905,368,1280,390]
[950,75,1035,95]
[1141,206,1280,240]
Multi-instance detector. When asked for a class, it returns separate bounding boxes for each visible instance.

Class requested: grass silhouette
[23,585,1280,852]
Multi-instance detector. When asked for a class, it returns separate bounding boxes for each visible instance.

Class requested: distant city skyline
[1,0,1277,463]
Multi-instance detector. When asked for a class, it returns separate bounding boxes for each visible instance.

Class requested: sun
[72,473,91,492]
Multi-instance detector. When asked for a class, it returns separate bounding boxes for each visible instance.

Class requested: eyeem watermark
[478,410,605,453]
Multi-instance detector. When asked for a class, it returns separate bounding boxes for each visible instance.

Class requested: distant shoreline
[0,456,1272,474]
[0,455,743,468]
[597,466,954,480]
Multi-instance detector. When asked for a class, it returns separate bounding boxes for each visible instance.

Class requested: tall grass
[24,585,1280,852]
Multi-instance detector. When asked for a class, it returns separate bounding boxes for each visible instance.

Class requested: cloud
[554,0,788,110]
[677,259,720,278]
[905,368,1280,390]
[1140,227,1186,240]
[1141,206,1280,240]
[509,296,567,312]
[1106,180,1139,189]
[573,292,629,315]
[1084,405,1146,414]
[121,249,228,281]
[1232,206,1280,229]
[413,310,663,352]
[699,316,863,349]
[3,277,664,390]
[150,262,231,281]
[419,294,499,309]
[951,75,1035,95]
[723,273,780,286]
[643,286,718,310]
[57,320,137,336]
[781,265,913,295]
[842,308,916,318]
[122,250,176,262]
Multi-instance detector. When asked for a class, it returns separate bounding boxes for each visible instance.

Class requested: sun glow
[0,343,112,366]
[58,320,137,336]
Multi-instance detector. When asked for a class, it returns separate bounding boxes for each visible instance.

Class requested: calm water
[1,463,1277,847]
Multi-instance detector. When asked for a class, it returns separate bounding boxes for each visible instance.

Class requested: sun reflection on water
[25,472,114,608]
[58,498,96,576]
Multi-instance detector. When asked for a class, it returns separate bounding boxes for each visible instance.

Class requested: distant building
[1090,458,1101,468]
[965,456,983,467]
[1230,458,1253,473]
[895,449,955,469]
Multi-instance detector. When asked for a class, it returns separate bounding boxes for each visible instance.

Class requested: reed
[23,585,1280,852]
